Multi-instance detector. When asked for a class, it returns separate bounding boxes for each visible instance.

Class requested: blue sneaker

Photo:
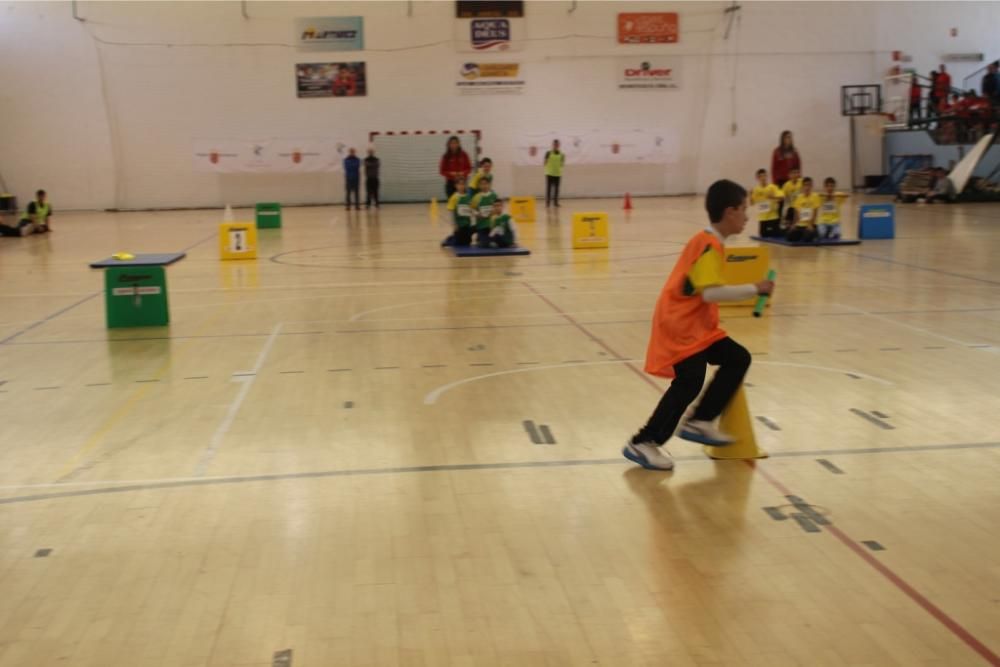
[622,441,674,471]
[678,420,735,447]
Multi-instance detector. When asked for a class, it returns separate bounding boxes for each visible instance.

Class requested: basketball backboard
[841,84,882,116]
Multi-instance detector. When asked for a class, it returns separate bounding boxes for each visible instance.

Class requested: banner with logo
[192,139,349,173]
[455,18,524,52]
[618,58,682,90]
[296,62,367,98]
[512,130,675,165]
[456,62,525,94]
[512,132,585,166]
[456,1,524,18]
[617,13,679,44]
[583,129,674,164]
[294,17,364,50]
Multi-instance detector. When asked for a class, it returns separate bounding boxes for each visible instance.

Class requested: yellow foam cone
[703,385,768,460]
[429,197,439,220]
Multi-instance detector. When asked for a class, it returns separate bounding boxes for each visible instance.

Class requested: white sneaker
[622,440,674,471]
[679,420,735,447]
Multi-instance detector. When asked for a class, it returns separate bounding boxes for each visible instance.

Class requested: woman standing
[439,136,472,199]
[770,131,801,187]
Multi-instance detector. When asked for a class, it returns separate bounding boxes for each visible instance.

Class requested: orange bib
[644,231,728,378]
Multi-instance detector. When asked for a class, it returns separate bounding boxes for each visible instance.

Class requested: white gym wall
[1,1,998,210]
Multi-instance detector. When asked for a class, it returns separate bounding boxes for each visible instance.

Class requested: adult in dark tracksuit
[343,148,361,210]
[364,149,381,209]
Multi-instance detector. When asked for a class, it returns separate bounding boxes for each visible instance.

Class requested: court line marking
[0,292,101,345]
[0,440,997,499]
[523,280,1000,666]
[422,359,892,404]
[348,290,654,322]
[835,302,987,349]
[0,228,217,346]
[192,322,283,477]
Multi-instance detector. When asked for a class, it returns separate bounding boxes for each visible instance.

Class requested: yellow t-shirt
[751,184,782,221]
[447,192,460,211]
[782,178,803,205]
[793,193,822,227]
[818,194,845,224]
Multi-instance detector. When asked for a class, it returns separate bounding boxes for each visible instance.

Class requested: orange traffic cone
[623,192,633,211]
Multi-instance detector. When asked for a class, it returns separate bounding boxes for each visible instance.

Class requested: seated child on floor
[750,168,783,237]
[441,180,475,247]
[818,177,848,239]
[787,176,820,242]
[469,157,493,191]
[470,177,498,246]
[782,167,803,228]
[485,198,518,248]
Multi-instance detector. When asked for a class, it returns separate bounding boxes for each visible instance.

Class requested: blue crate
[859,204,895,239]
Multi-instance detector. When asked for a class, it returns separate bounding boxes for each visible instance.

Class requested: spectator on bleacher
[909,75,923,121]
[439,136,472,199]
[924,167,956,204]
[933,65,952,112]
[928,70,941,113]
[982,62,999,104]
[770,131,801,187]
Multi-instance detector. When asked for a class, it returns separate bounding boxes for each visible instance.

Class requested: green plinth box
[104,266,169,328]
[255,202,282,229]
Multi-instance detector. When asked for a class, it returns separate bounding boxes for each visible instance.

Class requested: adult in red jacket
[439,136,472,198]
[770,130,801,187]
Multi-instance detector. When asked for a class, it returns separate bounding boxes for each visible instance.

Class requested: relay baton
[752,269,776,318]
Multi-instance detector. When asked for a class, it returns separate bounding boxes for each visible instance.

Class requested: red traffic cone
[623,192,633,210]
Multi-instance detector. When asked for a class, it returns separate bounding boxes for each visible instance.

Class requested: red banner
[617,13,679,44]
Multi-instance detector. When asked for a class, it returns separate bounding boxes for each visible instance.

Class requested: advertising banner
[294,17,364,50]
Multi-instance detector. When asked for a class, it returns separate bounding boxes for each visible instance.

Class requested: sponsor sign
[457,62,525,94]
[618,58,681,90]
[296,62,367,98]
[618,12,679,44]
[294,16,364,50]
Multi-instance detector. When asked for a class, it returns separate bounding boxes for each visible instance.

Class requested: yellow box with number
[571,212,610,249]
[509,196,537,223]
[219,222,258,260]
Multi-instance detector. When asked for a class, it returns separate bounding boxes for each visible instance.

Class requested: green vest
[472,192,497,229]
[490,213,516,245]
[24,200,50,224]
[544,151,564,177]
[454,193,476,229]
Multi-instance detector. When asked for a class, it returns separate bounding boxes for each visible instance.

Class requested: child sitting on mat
[787,176,820,243]
[751,169,783,237]
[442,180,475,247]
[469,157,494,191]
[781,167,803,228]
[486,199,518,249]
[818,177,848,239]
[470,178,498,246]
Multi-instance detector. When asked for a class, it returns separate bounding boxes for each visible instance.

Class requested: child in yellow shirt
[787,176,820,242]
[781,167,803,227]
[750,168,784,237]
[818,177,848,239]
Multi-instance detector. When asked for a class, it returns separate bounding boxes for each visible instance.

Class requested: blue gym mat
[750,236,861,247]
[453,246,531,257]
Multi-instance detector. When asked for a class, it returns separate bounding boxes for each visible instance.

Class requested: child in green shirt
[487,199,517,248]
[470,178,498,246]
[441,180,476,247]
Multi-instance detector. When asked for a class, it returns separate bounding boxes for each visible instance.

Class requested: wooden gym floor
[0,196,998,666]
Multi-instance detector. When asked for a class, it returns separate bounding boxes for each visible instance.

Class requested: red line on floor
[523,280,1000,666]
